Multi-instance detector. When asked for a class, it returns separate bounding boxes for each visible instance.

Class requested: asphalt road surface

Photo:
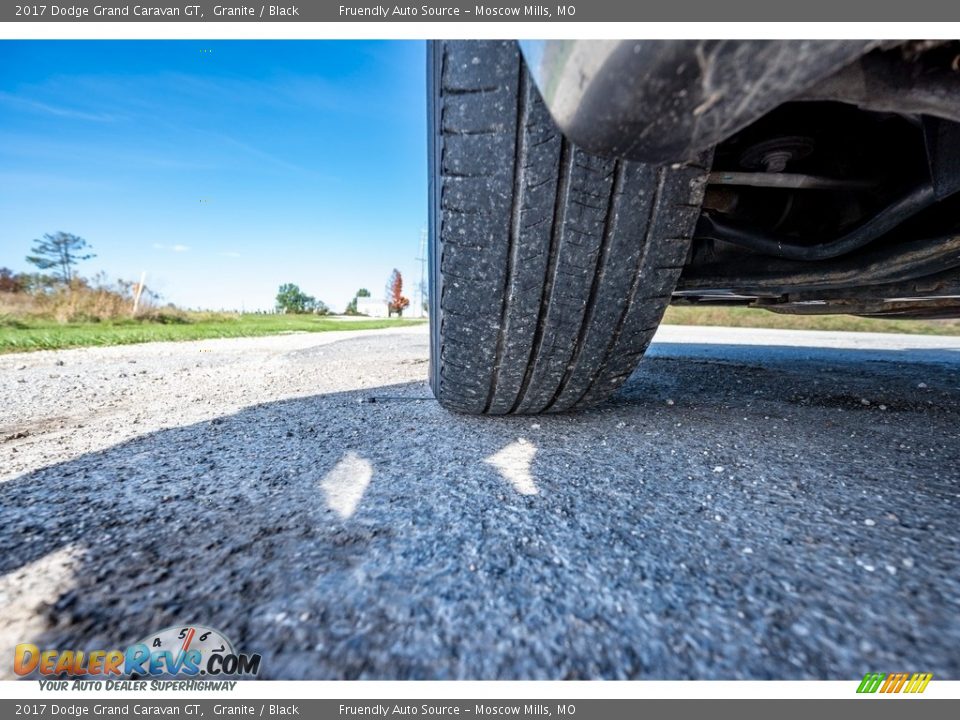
[1,324,958,680]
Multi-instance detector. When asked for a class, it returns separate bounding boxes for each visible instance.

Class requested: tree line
[275,268,411,316]
[3,230,415,318]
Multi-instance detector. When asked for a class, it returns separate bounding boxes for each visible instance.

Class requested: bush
[0,268,22,293]
[0,272,162,323]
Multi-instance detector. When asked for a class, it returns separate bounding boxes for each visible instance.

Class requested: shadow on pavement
[2,343,958,679]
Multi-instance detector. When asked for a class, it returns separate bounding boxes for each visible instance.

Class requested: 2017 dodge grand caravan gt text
[427,40,960,414]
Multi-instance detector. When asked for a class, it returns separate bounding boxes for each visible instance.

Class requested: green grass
[663,305,960,336]
[5,304,957,354]
[0,314,425,353]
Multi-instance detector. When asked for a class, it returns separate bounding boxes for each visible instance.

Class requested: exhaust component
[695,183,939,261]
[697,118,960,261]
[706,171,875,191]
[678,232,960,294]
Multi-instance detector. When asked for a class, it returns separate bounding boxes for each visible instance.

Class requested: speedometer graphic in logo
[133,625,235,678]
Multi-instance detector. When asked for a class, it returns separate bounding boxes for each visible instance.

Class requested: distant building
[356,297,389,318]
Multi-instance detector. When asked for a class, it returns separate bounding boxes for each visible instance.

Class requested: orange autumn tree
[386,268,410,317]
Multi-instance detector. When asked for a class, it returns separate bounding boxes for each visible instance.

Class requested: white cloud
[0,91,119,123]
[152,243,190,252]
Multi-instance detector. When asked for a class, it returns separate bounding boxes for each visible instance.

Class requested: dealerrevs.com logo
[14,625,261,679]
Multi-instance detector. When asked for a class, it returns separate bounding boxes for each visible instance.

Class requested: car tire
[428,40,709,414]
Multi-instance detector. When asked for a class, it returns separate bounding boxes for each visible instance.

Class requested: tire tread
[432,41,708,414]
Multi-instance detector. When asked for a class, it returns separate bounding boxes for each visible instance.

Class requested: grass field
[0,314,425,353]
[663,305,960,336]
[3,304,958,355]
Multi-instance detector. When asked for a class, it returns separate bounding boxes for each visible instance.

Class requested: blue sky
[0,40,427,312]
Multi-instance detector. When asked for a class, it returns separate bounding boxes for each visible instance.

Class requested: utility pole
[415,227,427,317]
[131,271,146,316]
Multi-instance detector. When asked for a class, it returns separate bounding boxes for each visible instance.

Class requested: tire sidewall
[427,40,443,397]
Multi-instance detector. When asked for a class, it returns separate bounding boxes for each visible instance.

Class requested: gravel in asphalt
[1,324,958,679]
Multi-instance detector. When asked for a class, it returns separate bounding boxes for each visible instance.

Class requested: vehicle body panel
[519,40,878,163]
